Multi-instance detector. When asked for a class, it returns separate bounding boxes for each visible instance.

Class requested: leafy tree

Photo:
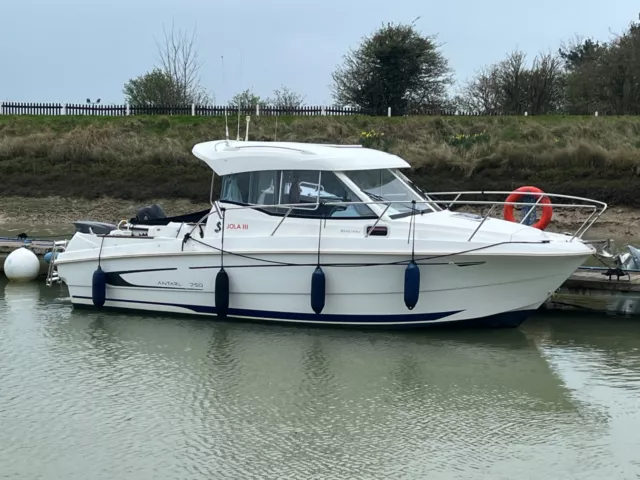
[330,20,453,114]
[266,85,305,108]
[229,88,265,107]
[558,37,606,71]
[560,14,640,114]
[123,68,184,106]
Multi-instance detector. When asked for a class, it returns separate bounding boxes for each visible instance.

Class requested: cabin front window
[219,170,376,218]
[344,168,435,217]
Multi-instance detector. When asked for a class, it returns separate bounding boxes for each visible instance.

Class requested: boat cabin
[191,140,440,220]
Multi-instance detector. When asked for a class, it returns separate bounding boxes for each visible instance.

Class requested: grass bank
[1,114,640,207]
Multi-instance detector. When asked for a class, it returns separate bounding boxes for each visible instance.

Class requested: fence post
[62,104,66,115]
[191,103,195,116]
[387,107,391,117]
[126,104,130,116]
[256,104,260,116]
[524,111,528,116]
[595,111,598,117]
[321,106,326,116]
[0,102,3,115]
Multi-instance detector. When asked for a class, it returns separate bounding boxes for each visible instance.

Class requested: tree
[155,22,210,104]
[559,15,640,114]
[266,85,305,108]
[559,36,606,71]
[525,52,566,114]
[123,22,211,105]
[455,50,565,114]
[454,66,503,114]
[330,20,453,114]
[123,68,184,106]
[229,88,265,107]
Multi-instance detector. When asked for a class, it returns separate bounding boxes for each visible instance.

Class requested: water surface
[1,279,640,479]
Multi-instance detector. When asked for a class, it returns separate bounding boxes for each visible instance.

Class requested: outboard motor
[135,204,166,222]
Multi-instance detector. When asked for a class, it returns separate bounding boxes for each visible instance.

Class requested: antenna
[221,55,229,142]
[220,55,225,98]
[236,104,241,141]
[224,106,229,142]
[245,115,251,141]
[236,50,243,141]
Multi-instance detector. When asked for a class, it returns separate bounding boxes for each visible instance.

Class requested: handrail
[270,207,294,236]
[364,203,391,237]
[213,195,605,241]
[468,204,496,242]
[115,190,607,244]
[225,144,316,155]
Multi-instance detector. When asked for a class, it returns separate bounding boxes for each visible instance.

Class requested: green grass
[1,114,640,205]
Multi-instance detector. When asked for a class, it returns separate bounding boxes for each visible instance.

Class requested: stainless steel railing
[114,190,607,244]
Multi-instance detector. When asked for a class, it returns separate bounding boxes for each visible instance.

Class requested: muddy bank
[0,195,637,240]
[2,115,640,207]
[0,197,209,233]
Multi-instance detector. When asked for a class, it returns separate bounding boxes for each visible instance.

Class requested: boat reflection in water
[4,276,640,478]
[38,302,598,477]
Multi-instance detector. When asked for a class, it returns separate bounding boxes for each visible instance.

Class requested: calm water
[1,279,640,479]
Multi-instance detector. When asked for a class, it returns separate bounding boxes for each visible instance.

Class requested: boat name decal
[158,281,182,287]
[227,223,249,230]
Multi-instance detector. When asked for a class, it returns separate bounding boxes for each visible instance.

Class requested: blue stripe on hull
[71,296,535,329]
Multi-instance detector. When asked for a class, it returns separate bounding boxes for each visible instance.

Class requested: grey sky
[0,0,638,105]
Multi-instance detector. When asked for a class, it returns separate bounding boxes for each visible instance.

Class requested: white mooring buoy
[4,247,41,282]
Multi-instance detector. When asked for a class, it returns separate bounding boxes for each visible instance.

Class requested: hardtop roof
[191,139,411,176]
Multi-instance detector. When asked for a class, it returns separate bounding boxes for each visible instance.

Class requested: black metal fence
[0,101,605,117]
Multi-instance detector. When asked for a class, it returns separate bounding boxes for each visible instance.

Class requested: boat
[45,137,608,328]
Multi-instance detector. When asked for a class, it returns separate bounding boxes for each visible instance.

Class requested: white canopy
[191,140,411,176]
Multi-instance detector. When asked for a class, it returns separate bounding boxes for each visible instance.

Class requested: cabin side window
[220,170,376,218]
[278,170,323,210]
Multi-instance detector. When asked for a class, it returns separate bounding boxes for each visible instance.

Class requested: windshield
[343,168,436,217]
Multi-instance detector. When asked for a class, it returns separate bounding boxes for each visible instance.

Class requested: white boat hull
[58,249,588,328]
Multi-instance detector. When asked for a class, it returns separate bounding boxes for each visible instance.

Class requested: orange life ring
[503,186,553,230]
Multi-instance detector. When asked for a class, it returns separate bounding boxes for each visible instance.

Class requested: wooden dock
[545,269,640,316]
[561,270,640,293]
[0,238,55,277]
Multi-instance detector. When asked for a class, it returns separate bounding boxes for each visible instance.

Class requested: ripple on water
[2,283,640,479]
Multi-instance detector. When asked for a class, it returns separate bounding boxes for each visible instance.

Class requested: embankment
[1,114,640,236]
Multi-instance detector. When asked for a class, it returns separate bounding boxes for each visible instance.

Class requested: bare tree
[526,52,565,114]
[456,50,565,114]
[154,21,211,104]
[496,50,529,114]
[455,66,503,114]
